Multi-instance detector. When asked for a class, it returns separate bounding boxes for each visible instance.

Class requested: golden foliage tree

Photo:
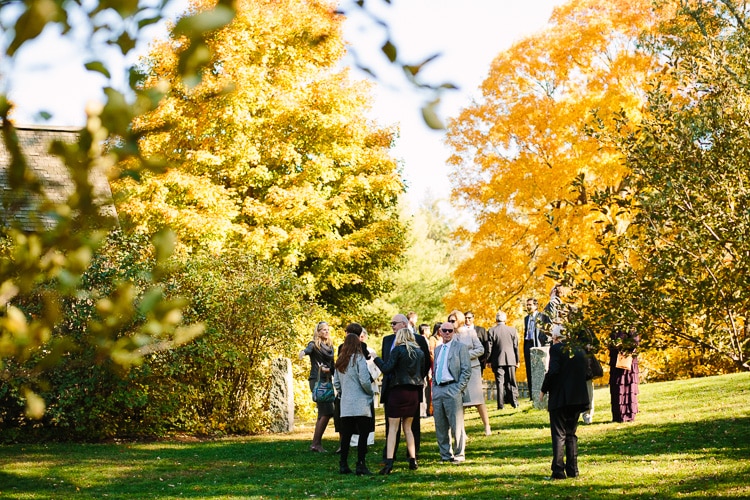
[443,0,668,325]
[113,0,407,314]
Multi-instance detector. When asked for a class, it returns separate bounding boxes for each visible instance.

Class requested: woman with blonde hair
[299,321,335,452]
[373,328,425,474]
[448,309,491,436]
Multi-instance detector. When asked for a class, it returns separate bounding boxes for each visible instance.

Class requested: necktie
[436,342,449,384]
[527,315,535,339]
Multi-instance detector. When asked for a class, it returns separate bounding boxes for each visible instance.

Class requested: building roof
[0,124,118,231]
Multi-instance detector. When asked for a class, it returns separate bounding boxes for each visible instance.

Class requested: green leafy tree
[114,0,407,315]
[359,197,457,337]
[559,0,750,372]
[0,0,236,417]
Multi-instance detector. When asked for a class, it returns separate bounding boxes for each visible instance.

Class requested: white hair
[496,311,507,323]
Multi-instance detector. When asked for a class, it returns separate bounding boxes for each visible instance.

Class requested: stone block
[531,346,550,410]
[268,357,294,433]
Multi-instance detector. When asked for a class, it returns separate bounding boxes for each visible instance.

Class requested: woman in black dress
[300,321,335,452]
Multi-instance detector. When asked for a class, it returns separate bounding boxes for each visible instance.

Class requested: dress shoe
[356,461,372,476]
[339,465,353,474]
[379,459,393,475]
[546,474,566,480]
[408,458,418,470]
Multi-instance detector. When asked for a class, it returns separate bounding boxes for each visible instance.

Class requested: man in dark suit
[540,327,591,479]
[381,313,431,462]
[487,311,519,409]
[523,297,547,400]
[432,321,472,463]
[464,311,488,371]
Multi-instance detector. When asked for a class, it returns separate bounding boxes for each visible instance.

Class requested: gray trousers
[432,384,466,460]
[581,380,595,423]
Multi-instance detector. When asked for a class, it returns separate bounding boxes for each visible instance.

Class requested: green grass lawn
[1,372,748,499]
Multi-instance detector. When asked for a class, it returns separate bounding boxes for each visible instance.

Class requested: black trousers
[523,340,535,399]
[549,406,582,478]
[493,365,519,409]
[339,415,371,466]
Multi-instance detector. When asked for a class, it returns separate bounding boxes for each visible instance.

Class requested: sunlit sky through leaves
[3,0,566,209]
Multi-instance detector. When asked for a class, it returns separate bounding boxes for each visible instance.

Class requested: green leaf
[173,5,235,38]
[85,60,112,79]
[381,40,397,62]
[421,99,444,130]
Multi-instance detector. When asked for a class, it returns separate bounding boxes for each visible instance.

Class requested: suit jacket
[487,323,519,369]
[380,332,431,404]
[523,312,548,347]
[454,327,484,369]
[541,341,590,412]
[473,325,489,370]
[432,340,472,397]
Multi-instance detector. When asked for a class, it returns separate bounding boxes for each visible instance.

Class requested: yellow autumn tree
[444,0,671,325]
[113,0,406,314]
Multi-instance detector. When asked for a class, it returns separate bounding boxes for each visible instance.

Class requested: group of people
[299,299,640,479]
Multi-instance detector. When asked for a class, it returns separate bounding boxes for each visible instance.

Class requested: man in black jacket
[523,297,547,399]
[540,327,591,479]
[487,311,520,409]
[381,313,431,462]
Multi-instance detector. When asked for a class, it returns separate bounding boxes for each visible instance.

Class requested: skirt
[463,364,485,406]
[309,379,334,417]
[385,385,420,418]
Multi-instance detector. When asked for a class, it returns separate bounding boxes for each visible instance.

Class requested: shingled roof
[0,124,118,231]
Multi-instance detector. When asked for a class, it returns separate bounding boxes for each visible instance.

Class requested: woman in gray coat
[333,329,374,475]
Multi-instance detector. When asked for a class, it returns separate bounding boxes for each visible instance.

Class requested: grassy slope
[0,372,748,499]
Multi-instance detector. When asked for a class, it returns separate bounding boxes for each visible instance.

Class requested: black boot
[409,458,418,470]
[339,461,353,474]
[356,460,372,476]
[379,458,393,475]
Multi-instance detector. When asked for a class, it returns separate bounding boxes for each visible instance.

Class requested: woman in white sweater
[333,328,374,475]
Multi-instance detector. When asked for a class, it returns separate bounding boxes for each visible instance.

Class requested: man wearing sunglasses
[432,322,471,463]
[380,313,432,463]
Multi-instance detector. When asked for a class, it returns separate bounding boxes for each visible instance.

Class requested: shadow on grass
[1,415,748,499]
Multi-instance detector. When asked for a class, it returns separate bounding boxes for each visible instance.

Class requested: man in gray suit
[487,311,520,409]
[432,321,472,463]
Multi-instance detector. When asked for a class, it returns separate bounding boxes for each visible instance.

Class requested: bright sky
[1,0,568,207]
[340,0,568,207]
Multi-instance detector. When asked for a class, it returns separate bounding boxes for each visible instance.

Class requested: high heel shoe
[408,458,418,470]
[310,444,327,453]
[379,458,393,475]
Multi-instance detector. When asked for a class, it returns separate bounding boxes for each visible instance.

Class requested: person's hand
[321,365,330,373]
[298,350,305,360]
[539,391,545,400]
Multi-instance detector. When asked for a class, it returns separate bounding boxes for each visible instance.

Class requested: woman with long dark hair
[299,321,335,452]
[333,328,375,475]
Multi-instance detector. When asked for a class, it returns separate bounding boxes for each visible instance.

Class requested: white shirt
[435,340,454,384]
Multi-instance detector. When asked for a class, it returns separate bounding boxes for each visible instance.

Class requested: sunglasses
[441,328,454,333]
[391,321,403,326]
